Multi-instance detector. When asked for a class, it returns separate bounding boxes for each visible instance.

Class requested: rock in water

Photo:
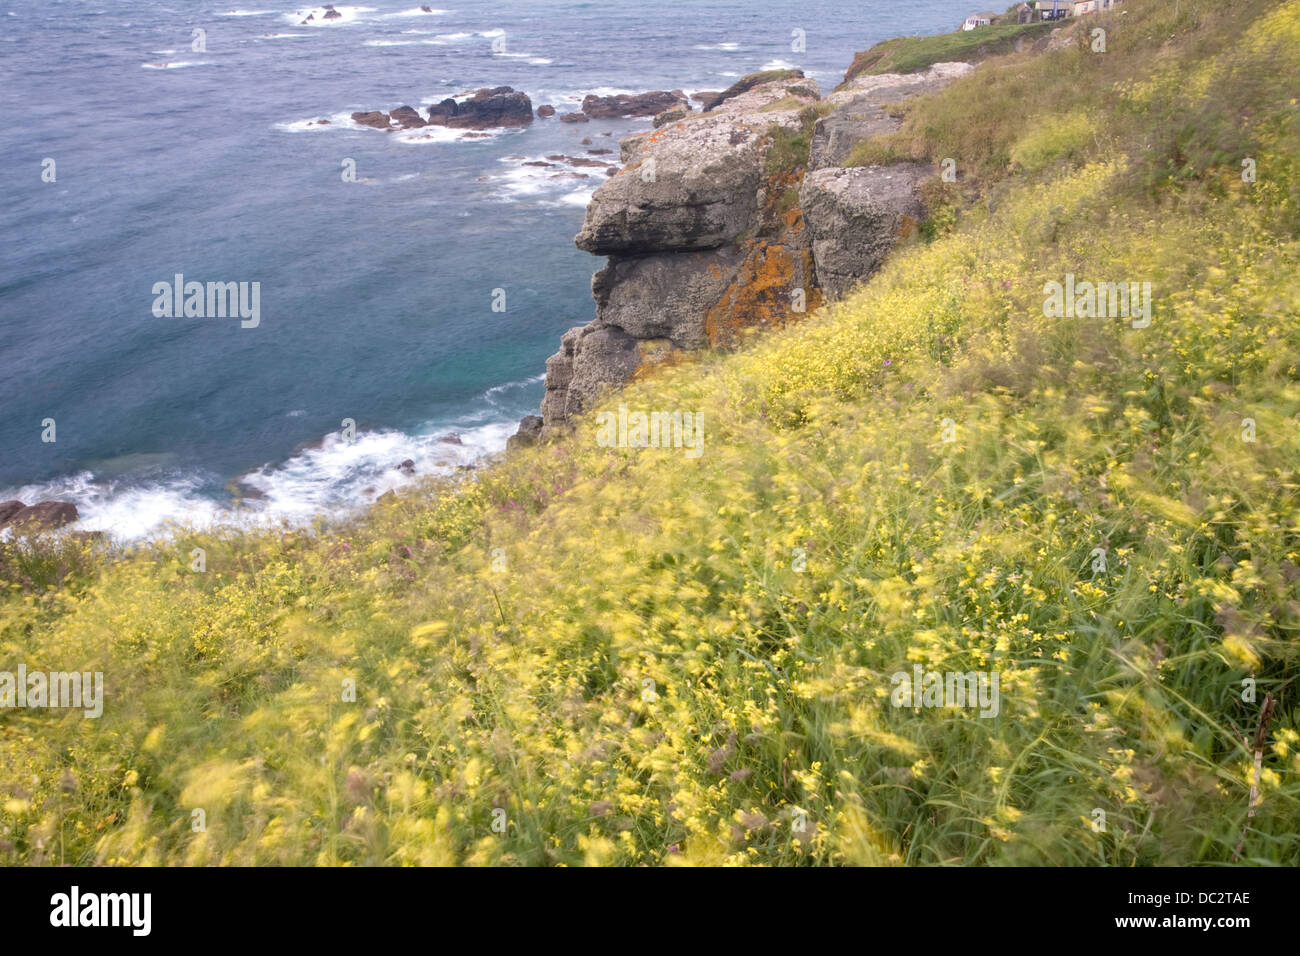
[558,111,589,123]
[537,104,556,117]
[1,501,79,531]
[0,500,26,525]
[581,90,689,119]
[351,110,393,131]
[425,87,533,129]
[389,105,427,129]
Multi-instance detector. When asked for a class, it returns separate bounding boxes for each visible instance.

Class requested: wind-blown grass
[2,0,1298,866]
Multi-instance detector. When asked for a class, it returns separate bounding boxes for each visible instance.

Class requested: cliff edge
[511,61,974,448]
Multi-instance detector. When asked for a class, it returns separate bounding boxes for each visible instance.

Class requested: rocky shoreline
[346,86,697,135]
[12,58,979,531]
[508,60,975,449]
[0,499,79,533]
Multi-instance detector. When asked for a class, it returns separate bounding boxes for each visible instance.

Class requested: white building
[961,11,997,30]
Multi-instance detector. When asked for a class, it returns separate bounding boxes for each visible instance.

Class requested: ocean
[1,0,979,539]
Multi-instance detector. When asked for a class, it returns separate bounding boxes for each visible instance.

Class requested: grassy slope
[841,20,1056,82]
[3,0,1299,866]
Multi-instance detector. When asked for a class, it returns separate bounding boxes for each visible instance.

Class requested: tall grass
[2,0,1298,865]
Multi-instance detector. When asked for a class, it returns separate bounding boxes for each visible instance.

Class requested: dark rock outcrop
[227,481,267,501]
[506,415,543,452]
[351,110,393,131]
[0,501,79,532]
[426,87,534,129]
[537,104,556,117]
[581,90,688,119]
[559,111,589,123]
[0,500,25,525]
[389,105,427,129]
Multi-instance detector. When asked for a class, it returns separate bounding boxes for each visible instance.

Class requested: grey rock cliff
[514,62,976,446]
[800,163,932,298]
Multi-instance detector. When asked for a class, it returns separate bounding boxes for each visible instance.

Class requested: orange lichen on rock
[704,239,821,348]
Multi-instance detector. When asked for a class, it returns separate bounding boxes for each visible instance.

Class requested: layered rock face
[810,63,974,169]
[800,164,931,297]
[519,62,975,441]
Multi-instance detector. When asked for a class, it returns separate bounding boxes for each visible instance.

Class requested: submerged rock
[227,481,267,501]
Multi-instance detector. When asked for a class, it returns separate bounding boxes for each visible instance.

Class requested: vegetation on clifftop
[2,0,1299,865]
[841,19,1055,83]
